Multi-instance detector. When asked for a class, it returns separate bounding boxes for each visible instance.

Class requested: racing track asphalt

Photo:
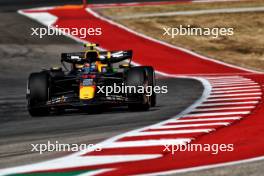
[0,0,203,169]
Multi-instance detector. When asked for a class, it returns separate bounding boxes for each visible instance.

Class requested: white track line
[211,80,254,83]
[211,81,255,86]
[208,77,252,82]
[210,81,253,84]
[212,82,258,87]
[209,77,251,81]
[103,139,192,148]
[209,77,251,80]
[183,111,250,117]
[209,79,252,83]
[152,122,229,129]
[207,97,261,102]
[194,106,255,111]
[210,81,254,85]
[212,89,261,94]
[213,85,260,90]
[213,83,260,90]
[172,117,242,122]
[200,101,258,106]
[78,169,114,176]
[127,129,213,136]
[114,7,264,19]
[210,93,261,98]
[205,76,243,80]
[20,12,57,26]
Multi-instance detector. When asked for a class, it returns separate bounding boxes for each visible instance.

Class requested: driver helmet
[82,63,90,73]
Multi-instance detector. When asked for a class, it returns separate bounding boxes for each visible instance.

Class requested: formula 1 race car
[26,44,156,116]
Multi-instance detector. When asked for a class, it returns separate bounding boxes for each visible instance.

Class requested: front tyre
[126,67,151,111]
[27,72,50,117]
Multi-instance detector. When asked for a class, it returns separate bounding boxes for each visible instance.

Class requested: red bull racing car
[26,44,156,116]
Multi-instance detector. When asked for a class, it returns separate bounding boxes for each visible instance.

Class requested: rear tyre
[140,66,156,107]
[27,72,50,117]
[126,67,151,111]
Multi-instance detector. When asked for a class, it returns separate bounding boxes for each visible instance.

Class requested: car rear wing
[61,50,133,64]
[99,50,132,63]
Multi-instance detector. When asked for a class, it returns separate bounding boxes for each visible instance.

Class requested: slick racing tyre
[27,72,50,117]
[139,66,156,107]
[126,67,151,111]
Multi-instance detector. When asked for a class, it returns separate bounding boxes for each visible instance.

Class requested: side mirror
[50,66,62,71]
